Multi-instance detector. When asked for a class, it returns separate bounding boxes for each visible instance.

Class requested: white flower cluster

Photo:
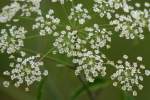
[51,0,73,4]
[111,55,150,96]
[0,0,47,91]
[1,0,150,96]
[0,0,41,23]
[0,2,20,23]
[74,51,107,82]
[12,0,42,16]
[73,24,112,82]
[0,25,27,54]
[110,8,150,39]
[32,9,60,36]
[68,4,91,25]
[53,25,86,56]
[3,52,48,90]
[84,24,112,49]
[93,0,150,40]
[53,24,112,82]
[93,0,115,19]
[0,0,42,23]
[93,0,133,19]
[107,0,133,13]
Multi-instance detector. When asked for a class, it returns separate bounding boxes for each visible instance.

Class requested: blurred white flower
[111,55,150,96]
[0,2,20,23]
[32,9,60,36]
[0,25,27,54]
[3,52,48,89]
[68,3,91,25]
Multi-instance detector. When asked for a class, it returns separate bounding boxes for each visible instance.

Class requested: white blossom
[111,55,150,96]
[53,25,86,56]
[53,23,112,82]
[68,3,91,25]
[0,2,20,23]
[0,0,42,23]
[1,0,150,96]
[32,9,60,36]
[93,0,115,19]
[51,0,73,4]
[0,25,27,54]
[3,81,10,88]
[94,0,150,39]
[12,0,42,16]
[74,51,107,82]
[110,12,148,39]
[84,24,112,49]
[3,52,48,89]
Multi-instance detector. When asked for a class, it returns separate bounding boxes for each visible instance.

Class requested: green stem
[61,4,73,27]
[37,77,47,100]
[21,48,73,67]
[39,48,54,61]
[17,16,35,21]
[25,35,44,40]
[77,76,95,100]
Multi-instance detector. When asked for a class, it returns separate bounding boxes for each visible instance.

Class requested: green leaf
[70,78,110,100]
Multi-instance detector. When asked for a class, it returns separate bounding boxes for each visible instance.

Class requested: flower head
[3,52,48,90]
[74,51,107,82]
[0,25,27,54]
[111,55,150,96]
[12,0,42,16]
[51,0,73,4]
[33,9,60,36]
[68,3,91,25]
[0,2,20,23]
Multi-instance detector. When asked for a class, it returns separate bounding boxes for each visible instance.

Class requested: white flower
[68,3,91,25]
[1,0,150,96]
[12,0,42,16]
[84,24,112,49]
[0,25,27,54]
[110,13,147,39]
[0,2,20,23]
[93,0,115,18]
[3,52,48,89]
[94,0,150,40]
[111,55,150,96]
[0,0,42,23]
[32,9,60,36]
[74,51,107,82]
[145,2,150,8]
[53,23,112,82]
[51,0,73,4]
[53,25,86,57]
[3,81,10,88]
[93,0,133,17]
[145,70,150,76]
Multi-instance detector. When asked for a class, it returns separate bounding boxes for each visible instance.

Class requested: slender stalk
[39,48,54,61]
[21,48,73,67]
[61,4,73,27]
[37,49,54,100]
[77,76,95,100]
[37,77,47,100]
[25,35,44,40]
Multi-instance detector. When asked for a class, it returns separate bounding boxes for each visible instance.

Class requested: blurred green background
[0,0,150,100]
